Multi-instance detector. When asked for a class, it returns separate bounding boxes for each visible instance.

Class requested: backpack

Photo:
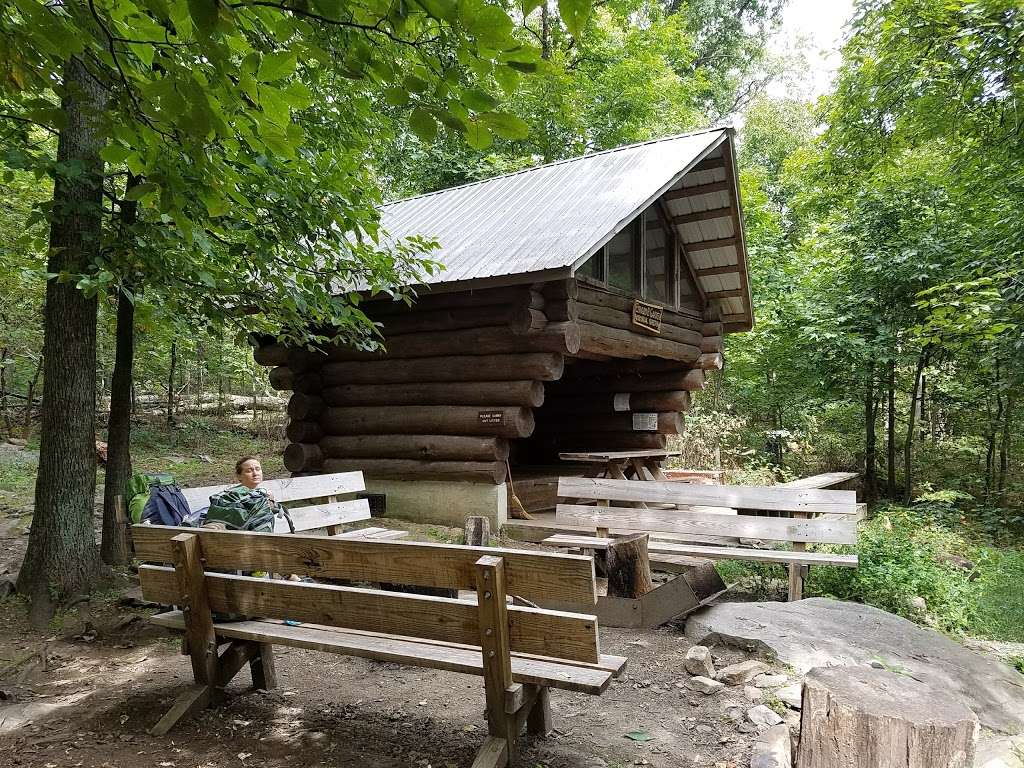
[127,472,194,527]
[205,486,293,533]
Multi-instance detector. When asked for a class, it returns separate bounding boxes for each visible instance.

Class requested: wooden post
[788,512,809,601]
[526,686,552,737]
[324,495,341,536]
[465,516,491,547]
[605,533,654,599]
[249,642,277,690]
[475,555,516,767]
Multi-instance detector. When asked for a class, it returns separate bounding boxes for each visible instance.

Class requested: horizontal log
[367,304,514,336]
[702,322,723,337]
[700,335,722,354]
[321,435,510,462]
[553,368,705,393]
[364,286,543,315]
[539,411,682,434]
[288,347,326,373]
[577,286,703,332]
[578,321,700,363]
[268,366,293,391]
[322,324,580,361]
[698,352,723,370]
[287,393,324,420]
[292,371,323,394]
[253,343,289,367]
[564,357,689,379]
[322,405,535,438]
[323,380,545,408]
[284,442,324,473]
[286,420,324,444]
[539,279,578,301]
[539,433,668,451]
[576,302,703,347]
[509,307,547,335]
[322,353,565,384]
[323,458,508,484]
[543,391,690,414]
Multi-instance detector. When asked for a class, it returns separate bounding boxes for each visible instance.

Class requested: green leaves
[478,111,528,139]
[409,108,439,142]
[258,51,297,82]
[557,0,592,37]
[459,0,515,49]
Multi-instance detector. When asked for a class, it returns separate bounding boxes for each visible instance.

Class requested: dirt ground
[0,514,790,768]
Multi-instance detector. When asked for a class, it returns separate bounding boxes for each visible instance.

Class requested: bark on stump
[796,665,977,768]
[464,516,491,547]
[605,533,654,598]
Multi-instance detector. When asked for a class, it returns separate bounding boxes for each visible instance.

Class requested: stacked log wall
[255,280,728,483]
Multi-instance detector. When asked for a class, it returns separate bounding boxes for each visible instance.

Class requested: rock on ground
[715,659,767,685]
[775,683,802,710]
[686,675,725,695]
[684,644,716,677]
[747,705,784,729]
[685,598,1024,734]
[751,724,791,768]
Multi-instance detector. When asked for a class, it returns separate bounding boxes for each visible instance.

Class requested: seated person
[234,456,275,500]
[203,456,286,532]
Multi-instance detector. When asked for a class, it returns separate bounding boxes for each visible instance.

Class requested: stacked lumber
[255,280,727,483]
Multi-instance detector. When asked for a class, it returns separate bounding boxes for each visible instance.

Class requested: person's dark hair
[235,456,260,475]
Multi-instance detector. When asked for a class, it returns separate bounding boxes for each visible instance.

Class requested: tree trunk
[605,533,654,598]
[0,350,12,436]
[167,338,177,426]
[863,361,878,504]
[902,349,928,506]
[886,357,896,497]
[997,392,1015,497]
[101,287,136,565]
[17,57,107,624]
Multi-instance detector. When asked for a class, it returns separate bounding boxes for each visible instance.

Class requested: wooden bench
[546,477,860,601]
[134,525,624,767]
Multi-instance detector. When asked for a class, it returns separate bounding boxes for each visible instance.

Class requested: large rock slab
[685,598,1024,734]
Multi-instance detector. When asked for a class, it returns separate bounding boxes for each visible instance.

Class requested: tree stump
[605,533,654,598]
[797,665,977,768]
[464,516,491,547]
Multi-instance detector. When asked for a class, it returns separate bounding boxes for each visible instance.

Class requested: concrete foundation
[363,477,508,528]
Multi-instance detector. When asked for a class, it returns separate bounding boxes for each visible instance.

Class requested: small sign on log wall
[632,413,658,431]
[613,393,631,412]
[631,300,663,333]
[477,410,505,425]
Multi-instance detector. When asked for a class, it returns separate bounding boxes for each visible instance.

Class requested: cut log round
[267,366,294,391]
[287,393,324,420]
[323,380,544,408]
[292,371,323,394]
[464,516,491,547]
[284,442,324,472]
[605,533,654,598]
[322,353,564,384]
[698,352,723,371]
[797,665,977,768]
[253,343,288,367]
[320,434,510,462]
[322,458,508,484]
[578,321,700,363]
[508,307,547,335]
[543,298,578,322]
[321,405,535,438]
[285,420,323,444]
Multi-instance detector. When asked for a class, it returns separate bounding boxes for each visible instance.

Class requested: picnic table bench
[134,525,624,768]
[545,476,861,601]
[558,448,680,484]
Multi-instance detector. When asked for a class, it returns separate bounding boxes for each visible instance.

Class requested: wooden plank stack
[253,279,726,483]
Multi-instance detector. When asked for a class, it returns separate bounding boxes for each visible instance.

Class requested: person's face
[237,460,263,488]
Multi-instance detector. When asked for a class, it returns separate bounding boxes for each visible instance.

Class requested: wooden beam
[172,533,219,688]
[690,156,726,172]
[140,566,601,663]
[321,405,535,439]
[687,237,738,254]
[578,321,700,363]
[703,288,745,299]
[662,180,730,201]
[321,353,565,385]
[323,458,509,484]
[132,526,598,605]
[694,264,740,277]
[323,380,544,408]
[321,434,511,462]
[672,206,733,225]
[555,477,858,515]
[555,505,857,545]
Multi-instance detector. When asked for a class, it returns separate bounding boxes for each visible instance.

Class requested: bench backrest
[134,526,601,664]
[556,477,858,545]
[180,471,368,533]
[777,472,859,490]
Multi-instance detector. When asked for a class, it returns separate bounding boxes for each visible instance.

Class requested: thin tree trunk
[101,286,134,565]
[0,350,12,436]
[902,348,929,506]
[17,57,107,625]
[886,358,896,497]
[22,354,43,439]
[997,393,1015,496]
[167,338,177,427]
[864,362,878,504]
[541,3,552,60]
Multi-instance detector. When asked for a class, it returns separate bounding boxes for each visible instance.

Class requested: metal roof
[376,127,754,331]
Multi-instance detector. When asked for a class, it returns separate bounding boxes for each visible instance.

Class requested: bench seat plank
[332,527,409,540]
[558,477,858,515]
[140,566,600,663]
[542,534,858,568]
[133,525,597,605]
[777,472,859,490]
[556,504,858,545]
[283,499,371,532]
[150,611,618,694]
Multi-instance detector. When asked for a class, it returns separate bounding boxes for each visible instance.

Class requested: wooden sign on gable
[631,300,663,333]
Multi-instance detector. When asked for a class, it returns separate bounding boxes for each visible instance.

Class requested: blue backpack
[128,472,195,527]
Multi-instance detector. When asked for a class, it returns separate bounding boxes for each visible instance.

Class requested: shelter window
[607,223,639,293]
[644,210,671,304]
[578,250,604,281]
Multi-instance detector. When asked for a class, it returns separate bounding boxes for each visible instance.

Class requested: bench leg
[150,683,211,736]
[249,642,278,690]
[525,686,552,737]
[787,564,808,601]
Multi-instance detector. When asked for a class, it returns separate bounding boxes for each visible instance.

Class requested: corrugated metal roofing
[379,129,729,285]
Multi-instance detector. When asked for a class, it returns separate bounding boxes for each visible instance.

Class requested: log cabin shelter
[254,127,754,526]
